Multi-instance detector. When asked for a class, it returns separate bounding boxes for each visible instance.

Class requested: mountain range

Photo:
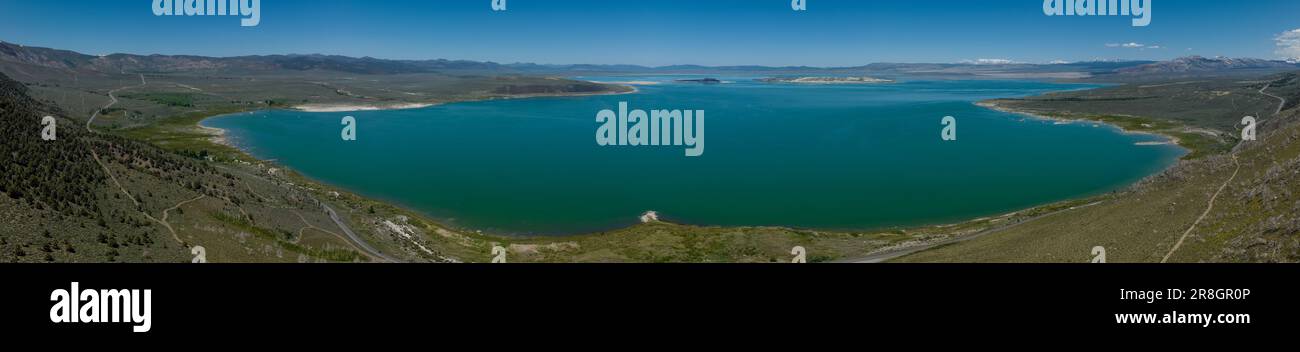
[4,41,1297,79]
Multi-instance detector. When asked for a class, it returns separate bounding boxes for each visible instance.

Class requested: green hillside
[897,73,1300,263]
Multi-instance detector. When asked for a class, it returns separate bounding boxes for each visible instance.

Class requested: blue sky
[1,0,1298,66]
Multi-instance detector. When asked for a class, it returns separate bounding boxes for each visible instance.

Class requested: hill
[1118,56,1298,75]
[0,70,450,263]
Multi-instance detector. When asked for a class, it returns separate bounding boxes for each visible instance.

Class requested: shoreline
[205,83,638,146]
[293,102,439,113]
[975,100,1190,153]
[195,123,228,146]
[193,84,645,239]
[192,83,1183,244]
[290,82,638,113]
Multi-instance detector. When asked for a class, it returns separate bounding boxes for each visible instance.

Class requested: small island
[758,76,895,84]
[674,78,723,84]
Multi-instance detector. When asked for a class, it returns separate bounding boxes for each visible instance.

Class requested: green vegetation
[895,73,1300,263]
[211,212,363,262]
[115,106,249,160]
[121,92,196,107]
[1028,112,1232,160]
[980,74,1300,161]
[4,38,1298,263]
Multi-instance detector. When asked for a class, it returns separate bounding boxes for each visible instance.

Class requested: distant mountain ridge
[0,41,505,74]
[1,41,1296,79]
[1117,56,1299,75]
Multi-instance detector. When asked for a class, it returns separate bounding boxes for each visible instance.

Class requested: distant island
[758,76,895,84]
[674,78,723,84]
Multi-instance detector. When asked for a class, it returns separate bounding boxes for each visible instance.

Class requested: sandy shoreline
[202,83,639,148]
[590,81,660,86]
[494,84,640,99]
[292,102,437,113]
[195,122,229,146]
[289,83,637,113]
[976,100,1186,150]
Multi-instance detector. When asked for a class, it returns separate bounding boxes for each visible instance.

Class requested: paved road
[322,203,401,263]
[85,74,145,133]
[1259,83,1286,116]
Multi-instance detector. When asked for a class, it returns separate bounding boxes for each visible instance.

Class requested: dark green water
[204,77,1184,235]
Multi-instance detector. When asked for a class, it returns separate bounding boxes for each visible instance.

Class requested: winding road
[85,74,145,133]
[322,203,399,262]
[1259,82,1286,116]
[840,202,1104,263]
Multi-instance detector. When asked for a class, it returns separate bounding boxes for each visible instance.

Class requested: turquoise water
[204,77,1184,235]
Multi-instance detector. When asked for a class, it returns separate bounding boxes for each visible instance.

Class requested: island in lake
[674,78,723,84]
[758,76,895,84]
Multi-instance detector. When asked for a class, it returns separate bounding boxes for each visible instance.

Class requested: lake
[203,77,1184,235]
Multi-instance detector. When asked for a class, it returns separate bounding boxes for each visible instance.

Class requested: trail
[151,195,206,246]
[1161,155,1239,263]
[162,195,206,223]
[74,73,399,261]
[91,150,138,207]
[87,75,145,207]
[1160,82,1283,262]
[83,75,193,246]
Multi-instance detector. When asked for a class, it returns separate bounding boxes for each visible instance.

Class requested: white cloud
[1105,42,1162,50]
[1106,42,1143,48]
[1276,28,1300,60]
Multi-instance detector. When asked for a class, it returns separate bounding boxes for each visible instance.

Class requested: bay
[203,77,1184,235]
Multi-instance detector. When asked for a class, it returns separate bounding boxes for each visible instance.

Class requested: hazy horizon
[0,39,1191,68]
[2,0,1298,67]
